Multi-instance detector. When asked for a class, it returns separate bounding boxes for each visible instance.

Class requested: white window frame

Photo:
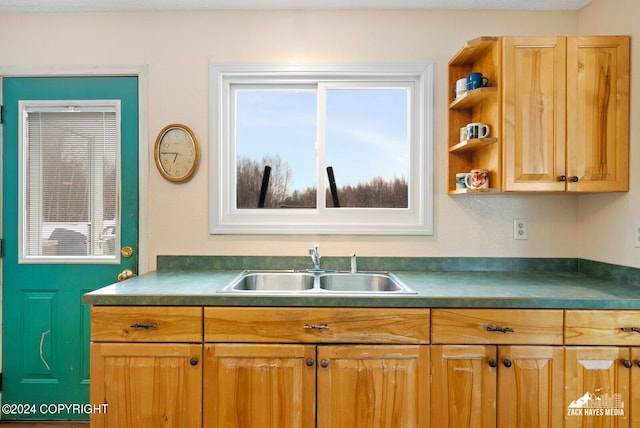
[18,99,122,264]
[209,63,434,235]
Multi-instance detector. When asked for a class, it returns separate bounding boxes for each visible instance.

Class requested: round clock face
[154,124,199,182]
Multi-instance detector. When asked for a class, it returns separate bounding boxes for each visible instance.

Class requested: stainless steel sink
[222,271,315,292]
[319,272,409,293]
[218,270,416,295]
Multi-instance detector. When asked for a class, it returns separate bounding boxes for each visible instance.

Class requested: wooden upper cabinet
[566,36,630,192]
[502,35,629,192]
[503,36,567,192]
[448,35,629,194]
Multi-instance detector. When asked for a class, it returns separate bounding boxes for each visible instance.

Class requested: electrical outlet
[635,220,640,248]
[514,218,528,240]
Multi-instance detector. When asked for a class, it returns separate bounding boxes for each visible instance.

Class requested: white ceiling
[0,0,592,13]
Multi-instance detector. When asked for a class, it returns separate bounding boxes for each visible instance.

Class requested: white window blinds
[21,103,120,261]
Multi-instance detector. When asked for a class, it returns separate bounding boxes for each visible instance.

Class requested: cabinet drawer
[565,310,640,345]
[204,307,430,344]
[431,309,563,345]
[91,306,203,343]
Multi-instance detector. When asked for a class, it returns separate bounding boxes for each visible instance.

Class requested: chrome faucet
[350,253,357,274]
[309,244,321,270]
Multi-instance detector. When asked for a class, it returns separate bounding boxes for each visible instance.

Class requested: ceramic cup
[465,169,490,189]
[455,173,467,189]
[455,78,467,98]
[466,122,490,139]
[460,126,468,142]
[466,72,490,90]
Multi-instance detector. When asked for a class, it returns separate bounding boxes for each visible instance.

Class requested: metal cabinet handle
[190,357,199,366]
[620,327,640,334]
[623,360,633,369]
[486,325,514,334]
[129,322,158,330]
[503,358,512,368]
[559,175,567,182]
[571,176,579,182]
[306,358,315,367]
[320,359,329,368]
[304,324,330,330]
[488,359,497,368]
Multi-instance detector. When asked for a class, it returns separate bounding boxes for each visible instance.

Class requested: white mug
[466,122,490,139]
[455,78,467,98]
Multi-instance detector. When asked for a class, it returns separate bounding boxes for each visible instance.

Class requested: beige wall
[2,6,630,271]
[577,0,640,268]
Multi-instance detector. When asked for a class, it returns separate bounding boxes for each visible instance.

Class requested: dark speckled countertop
[82,256,640,309]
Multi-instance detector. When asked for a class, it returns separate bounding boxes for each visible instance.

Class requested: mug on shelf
[459,126,468,142]
[466,122,490,139]
[466,72,490,90]
[465,169,490,189]
[455,173,467,189]
[455,78,467,98]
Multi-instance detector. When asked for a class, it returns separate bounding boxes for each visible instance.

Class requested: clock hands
[161,151,179,162]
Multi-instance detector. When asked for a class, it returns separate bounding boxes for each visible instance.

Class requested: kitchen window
[210,63,433,235]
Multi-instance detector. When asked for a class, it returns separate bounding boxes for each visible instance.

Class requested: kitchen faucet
[309,244,321,270]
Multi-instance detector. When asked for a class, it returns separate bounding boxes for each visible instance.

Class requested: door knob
[121,246,134,258]
[117,269,136,281]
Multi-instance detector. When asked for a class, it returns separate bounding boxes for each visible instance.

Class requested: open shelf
[449,87,498,110]
[449,138,498,153]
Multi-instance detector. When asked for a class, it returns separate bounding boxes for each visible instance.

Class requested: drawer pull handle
[320,359,330,368]
[503,358,512,368]
[488,359,497,368]
[486,325,514,334]
[190,357,199,366]
[304,324,330,330]
[620,327,640,334]
[623,359,633,369]
[130,322,158,330]
[306,358,315,367]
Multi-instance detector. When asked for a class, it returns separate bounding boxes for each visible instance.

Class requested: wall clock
[154,123,199,182]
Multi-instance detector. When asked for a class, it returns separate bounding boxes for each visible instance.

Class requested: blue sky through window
[235,86,409,199]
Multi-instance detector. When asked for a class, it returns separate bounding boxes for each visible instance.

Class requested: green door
[1,76,138,420]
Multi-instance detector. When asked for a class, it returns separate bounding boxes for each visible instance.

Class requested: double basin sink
[218,270,416,296]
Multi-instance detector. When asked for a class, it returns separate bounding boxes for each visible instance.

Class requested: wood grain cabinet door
[503,36,567,192]
[497,346,564,427]
[90,342,202,428]
[317,345,429,428]
[430,345,496,428]
[566,36,630,192]
[203,343,316,428]
[565,346,631,428]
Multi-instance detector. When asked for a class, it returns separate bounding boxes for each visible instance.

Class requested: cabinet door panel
[430,345,496,428]
[565,347,630,428]
[498,346,564,427]
[204,343,316,428]
[317,345,429,428]
[90,343,202,428]
[566,36,630,192]
[503,36,566,191]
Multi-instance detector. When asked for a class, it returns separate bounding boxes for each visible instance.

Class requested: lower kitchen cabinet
[203,307,430,428]
[431,309,565,428]
[565,310,640,427]
[316,345,429,428]
[203,343,316,428]
[431,345,563,427]
[90,342,202,427]
[204,343,428,428]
